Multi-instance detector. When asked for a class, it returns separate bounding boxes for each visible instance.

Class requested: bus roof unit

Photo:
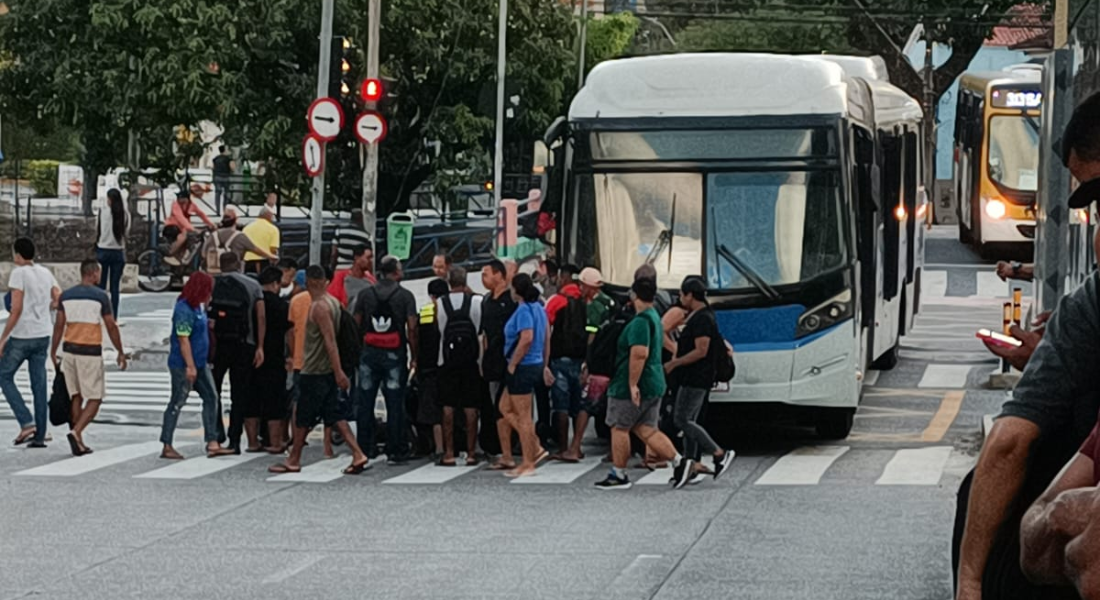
[570,53,851,120]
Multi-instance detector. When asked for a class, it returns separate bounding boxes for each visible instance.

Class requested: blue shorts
[506,364,542,396]
[550,357,584,418]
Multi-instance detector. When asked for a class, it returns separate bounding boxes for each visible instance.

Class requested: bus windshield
[577,169,847,291]
[988,115,1040,192]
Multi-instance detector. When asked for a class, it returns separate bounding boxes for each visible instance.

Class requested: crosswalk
[0,371,231,417]
[5,437,971,489]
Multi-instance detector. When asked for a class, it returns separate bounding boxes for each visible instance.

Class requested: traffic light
[328,36,355,100]
[361,78,383,104]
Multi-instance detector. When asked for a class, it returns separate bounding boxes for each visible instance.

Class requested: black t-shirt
[261,291,290,369]
[480,289,517,381]
[675,307,719,390]
[213,154,232,177]
[353,279,418,354]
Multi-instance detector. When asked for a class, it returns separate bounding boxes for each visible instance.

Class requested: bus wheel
[816,408,855,440]
[871,345,899,370]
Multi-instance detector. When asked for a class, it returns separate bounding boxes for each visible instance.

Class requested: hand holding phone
[977,328,1023,349]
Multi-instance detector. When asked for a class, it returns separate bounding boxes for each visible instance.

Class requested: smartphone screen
[977,328,1023,348]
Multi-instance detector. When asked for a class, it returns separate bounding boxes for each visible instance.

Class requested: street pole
[310,0,336,266]
[493,0,507,208]
[578,0,590,89]
[361,0,381,257]
[922,21,937,220]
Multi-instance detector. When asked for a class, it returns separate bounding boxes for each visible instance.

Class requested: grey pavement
[0,230,1021,600]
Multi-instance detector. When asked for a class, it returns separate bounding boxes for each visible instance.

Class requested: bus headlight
[985,198,1007,219]
[797,290,853,338]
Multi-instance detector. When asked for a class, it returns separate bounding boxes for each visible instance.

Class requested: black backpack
[209,276,252,344]
[441,294,479,367]
[363,286,401,350]
[587,306,631,377]
[550,295,589,359]
[712,335,736,384]
[336,307,361,376]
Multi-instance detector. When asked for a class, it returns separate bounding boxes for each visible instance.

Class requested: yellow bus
[954,67,1042,256]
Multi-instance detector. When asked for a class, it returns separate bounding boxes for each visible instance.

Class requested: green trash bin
[387,212,415,260]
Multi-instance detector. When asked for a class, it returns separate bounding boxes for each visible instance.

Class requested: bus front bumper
[708,322,860,409]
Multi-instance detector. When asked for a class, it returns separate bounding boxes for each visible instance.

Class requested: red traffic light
[360,78,383,102]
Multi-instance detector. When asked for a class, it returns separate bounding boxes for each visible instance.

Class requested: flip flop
[13,428,35,446]
[534,449,550,465]
[504,468,536,479]
[465,456,480,467]
[556,455,581,464]
[245,446,266,454]
[436,458,457,467]
[488,462,517,471]
[160,451,185,460]
[343,461,371,475]
[267,463,301,474]
[66,433,82,456]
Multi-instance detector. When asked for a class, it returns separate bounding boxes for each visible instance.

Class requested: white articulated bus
[542,53,925,438]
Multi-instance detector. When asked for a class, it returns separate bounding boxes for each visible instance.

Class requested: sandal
[436,458,457,467]
[465,456,480,467]
[343,460,371,475]
[488,461,517,471]
[245,446,266,454]
[267,463,301,474]
[13,428,35,446]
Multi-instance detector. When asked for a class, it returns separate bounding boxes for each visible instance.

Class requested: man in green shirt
[595,277,692,491]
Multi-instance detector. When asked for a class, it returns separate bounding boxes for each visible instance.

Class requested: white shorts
[61,353,105,401]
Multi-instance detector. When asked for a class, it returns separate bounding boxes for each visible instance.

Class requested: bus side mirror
[543,116,568,148]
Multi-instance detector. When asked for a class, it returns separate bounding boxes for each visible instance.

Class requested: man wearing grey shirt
[954,91,1100,600]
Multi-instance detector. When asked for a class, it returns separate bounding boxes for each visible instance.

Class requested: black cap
[1068,177,1100,209]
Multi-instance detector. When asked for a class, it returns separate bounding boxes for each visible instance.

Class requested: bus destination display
[992,89,1042,109]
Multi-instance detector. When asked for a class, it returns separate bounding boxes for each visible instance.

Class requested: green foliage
[674,19,851,54]
[585,12,640,70]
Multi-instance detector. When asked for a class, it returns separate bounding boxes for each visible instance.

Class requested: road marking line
[921,391,966,442]
[134,452,264,480]
[922,269,947,299]
[754,446,849,485]
[382,463,479,484]
[266,456,349,483]
[976,271,1011,298]
[262,554,325,584]
[917,364,972,388]
[509,457,601,485]
[14,441,170,477]
[876,446,953,485]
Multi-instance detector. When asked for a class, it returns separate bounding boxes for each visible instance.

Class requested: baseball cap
[1067,177,1100,209]
[579,267,603,287]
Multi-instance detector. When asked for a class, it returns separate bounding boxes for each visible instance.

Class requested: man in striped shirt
[331,209,372,270]
[50,259,127,456]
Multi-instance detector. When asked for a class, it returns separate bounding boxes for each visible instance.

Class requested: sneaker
[594,471,633,490]
[27,440,48,449]
[387,456,409,466]
[689,473,708,486]
[671,458,694,489]
[713,450,736,480]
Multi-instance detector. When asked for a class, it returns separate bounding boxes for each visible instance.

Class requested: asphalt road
[0,228,1024,600]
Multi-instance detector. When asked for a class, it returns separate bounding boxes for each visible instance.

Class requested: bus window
[881,135,902,300]
[988,115,1040,192]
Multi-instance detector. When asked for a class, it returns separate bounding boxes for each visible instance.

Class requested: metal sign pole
[361,0,381,259]
[492,0,507,208]
[309,0,336,266]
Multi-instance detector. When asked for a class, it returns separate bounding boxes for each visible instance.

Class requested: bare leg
[441,407,456,463]
[506,393,541,476]
[611,428,632,470]
[168,232,187,257]
[72,399,100,449]
[633,424,678,463]
[285,425,309,468]
[323,426,334,458]
[464,408,479,459]
[553,412,570,457]
[266,420,284,452]
[432,424,443,455]
[495,393,517,468]
[563,412,589,460]
[244,418,261,450]
[333,420,367,466]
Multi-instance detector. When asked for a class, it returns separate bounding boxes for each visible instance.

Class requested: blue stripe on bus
[713,305,847,352]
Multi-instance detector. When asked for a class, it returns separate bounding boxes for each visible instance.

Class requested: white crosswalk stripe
[754,445,850,485]
[383,463,480,485]
[266,456,350,483]
[134,452,264,480]
[15,441,171,477]
[917,364,973,388]
[509,457,602,485]
[875,447,954,486]
[0,371,231,416]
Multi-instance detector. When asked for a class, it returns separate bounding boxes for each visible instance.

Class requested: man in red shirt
[544,264,588,461]
[327,243,376,308]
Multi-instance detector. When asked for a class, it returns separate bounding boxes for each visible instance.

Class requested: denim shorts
[550,357,584,418]
[505,364,542,396]
[296,373,343,428]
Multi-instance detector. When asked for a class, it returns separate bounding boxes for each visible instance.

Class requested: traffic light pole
[310,0,336,266]
[361,0,381,258]
[493,0,507,208]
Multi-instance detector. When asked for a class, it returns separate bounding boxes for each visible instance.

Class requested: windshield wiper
[1022,113,1040,134]
[645,229,671,266]
[717,243,780,300]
